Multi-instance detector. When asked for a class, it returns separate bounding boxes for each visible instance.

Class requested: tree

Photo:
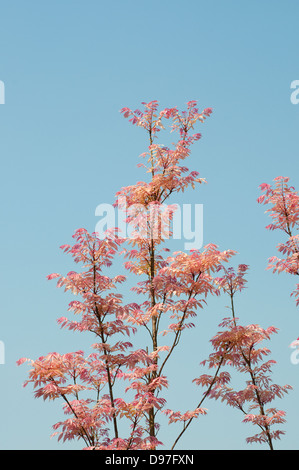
[18,102,291,450]
[191,265,291,450]
[258,176,299,306]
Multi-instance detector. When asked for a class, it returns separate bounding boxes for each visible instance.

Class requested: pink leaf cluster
[193,266,291,449]
[258,176,299,306]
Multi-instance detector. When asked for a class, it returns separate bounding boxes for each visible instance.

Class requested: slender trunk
[147,126,158,441]
[149,238,157,440]
[99,325,119,440]
[93,260,119,440]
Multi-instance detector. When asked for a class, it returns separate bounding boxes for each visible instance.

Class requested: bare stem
[171,355,226,450]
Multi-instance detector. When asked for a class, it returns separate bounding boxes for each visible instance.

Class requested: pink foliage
[258,176,299,305]
[18,102,292,451]
[193,266,291,449]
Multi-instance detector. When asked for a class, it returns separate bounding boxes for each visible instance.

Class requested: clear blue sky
[1,0,299,450]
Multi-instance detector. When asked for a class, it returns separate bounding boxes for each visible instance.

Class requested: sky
[1,0,299,450]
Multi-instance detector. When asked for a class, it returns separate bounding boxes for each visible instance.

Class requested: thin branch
[171,354,227,450]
